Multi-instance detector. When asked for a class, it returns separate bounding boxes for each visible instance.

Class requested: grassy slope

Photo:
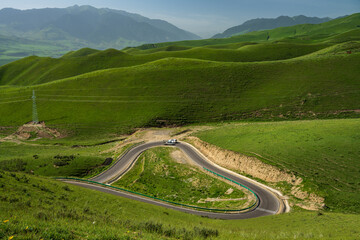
[134,13,360,49]
[113,147,248,209]
[1,171,359,240]
[0,141,117,177]
[195,119,360,213]
[0,42,331,86]
[1,13,359,87]
[0,52,359,140]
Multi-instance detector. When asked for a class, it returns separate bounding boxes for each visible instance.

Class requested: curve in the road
[64,141,284,219]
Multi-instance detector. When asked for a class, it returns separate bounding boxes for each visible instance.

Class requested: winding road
[64,141,285,219]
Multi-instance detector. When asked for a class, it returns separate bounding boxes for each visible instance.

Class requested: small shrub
[0,159,27,172]
[36,211,48,220]
[164,228,176,237]
[144,221,163,234]
[103,158,113,166]
[194,226,219,238]
[83,206,90,213]
[53,160,69,167]
[32,183,53,193]
[56,209,81,220]
[53,155,76,167]
[54,155,75,161]
[62,185,72,192]
[39,185,52,193]
[9,197,20,203]
[0,196,7,201]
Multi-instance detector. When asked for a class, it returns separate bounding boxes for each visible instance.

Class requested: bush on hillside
[0,159,27,171]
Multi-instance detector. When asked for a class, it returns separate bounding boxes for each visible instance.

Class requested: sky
[0,0,359,38]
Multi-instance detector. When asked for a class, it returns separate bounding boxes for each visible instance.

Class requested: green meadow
[0,141,116,177]
[0,51,359,141]
[196,119,360,214]
[1,171,359,240]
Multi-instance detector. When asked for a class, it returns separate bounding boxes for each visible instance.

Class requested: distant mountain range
[0,5,200,48]
[213,15,332,38]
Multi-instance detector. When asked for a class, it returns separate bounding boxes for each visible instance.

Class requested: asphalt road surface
[64,141,283,219]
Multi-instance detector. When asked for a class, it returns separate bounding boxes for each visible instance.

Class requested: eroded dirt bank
[186,136,324,211]
[0,122,64,142]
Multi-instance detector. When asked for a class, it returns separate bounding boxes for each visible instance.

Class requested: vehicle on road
[164,139,178,145]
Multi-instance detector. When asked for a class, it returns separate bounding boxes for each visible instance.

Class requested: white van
[164,139,178,145]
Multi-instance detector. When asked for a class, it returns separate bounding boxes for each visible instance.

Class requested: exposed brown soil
[101,127,203,155]
[1,122,64,141]
[187,136,324,211]
[170,149,196,166]
[187,136,298,183]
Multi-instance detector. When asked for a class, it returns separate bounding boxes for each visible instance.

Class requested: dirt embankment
[187,136,324,211]
[1,122,64,141]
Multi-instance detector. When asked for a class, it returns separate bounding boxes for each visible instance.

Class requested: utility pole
[32,90,39,124]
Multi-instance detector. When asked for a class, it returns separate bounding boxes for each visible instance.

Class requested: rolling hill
[0,50,359,139]
[133,13,360,50]
[213,15,332,39]
[0,13,359,139]
[1,13,359,87]
[0,42,332,86]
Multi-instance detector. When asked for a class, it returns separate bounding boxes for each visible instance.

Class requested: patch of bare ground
[0,122,65,142]
[170,149,196,166]
[186,136,324,211]
[101,127,206,155]
[333,109,360,114]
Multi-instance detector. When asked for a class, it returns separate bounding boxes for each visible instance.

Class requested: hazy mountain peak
[0,5,200,48]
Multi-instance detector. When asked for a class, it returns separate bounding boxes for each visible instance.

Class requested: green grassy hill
[196,119,360,214]
[134,13,360,50]
[2,171,359,240]
[0,42,331,86]
[1,13,359,87]
[0,51,359,139]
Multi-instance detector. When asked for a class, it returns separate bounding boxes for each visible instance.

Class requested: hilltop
[213,15,332,39]
[134,13,360,50]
